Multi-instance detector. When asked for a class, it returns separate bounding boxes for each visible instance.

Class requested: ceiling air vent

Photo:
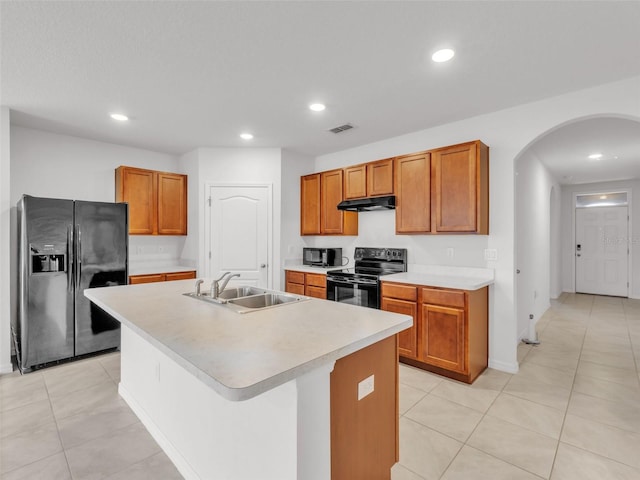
[328,123,354,134]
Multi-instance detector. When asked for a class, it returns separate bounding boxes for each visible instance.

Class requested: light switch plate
[358,374,375,400]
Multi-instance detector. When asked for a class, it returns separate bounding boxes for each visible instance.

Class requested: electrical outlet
[358,374,375,400]
[484,249,498,261]
[446,247,454,258]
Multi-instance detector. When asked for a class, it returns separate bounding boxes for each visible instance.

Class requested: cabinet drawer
[286,270,305,285]
[305,285,327,299]
[381,283,417,301]
[422,288,465,308]
[165,271,196,281]
[305,273,326,288]
[286,282,305,295]
[129,274,165,284]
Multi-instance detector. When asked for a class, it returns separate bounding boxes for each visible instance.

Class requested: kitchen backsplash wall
[129,235,191,269]
[299,209,489,268]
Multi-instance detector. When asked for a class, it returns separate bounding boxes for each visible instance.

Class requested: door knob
[260,264,267,268]
[516,269,520,274]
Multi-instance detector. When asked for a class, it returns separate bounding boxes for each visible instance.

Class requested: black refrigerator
[17,195,128,372]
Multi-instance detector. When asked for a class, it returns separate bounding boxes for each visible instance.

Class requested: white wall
[561,179,640,299]
[301,76,640,373]
[0,107,12,373]
[550,185,563,299]
[3,126,182,369]
[280,150,314,287]
[515,150,559,340]
[179,147,283,289]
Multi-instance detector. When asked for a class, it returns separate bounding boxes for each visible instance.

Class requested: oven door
[326,276,379,309]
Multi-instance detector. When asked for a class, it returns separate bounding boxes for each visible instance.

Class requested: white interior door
[208,185,271,288]
[575,206,628,296]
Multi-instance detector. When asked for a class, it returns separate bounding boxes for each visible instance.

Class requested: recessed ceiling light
[309,103,326,112]
[600,195,608,200]
[239,133,253,140]
[432,48,455,63]
[110,113,129,121]
[588,153,603,160]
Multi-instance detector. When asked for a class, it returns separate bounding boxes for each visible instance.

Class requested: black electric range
[326,247,407,309]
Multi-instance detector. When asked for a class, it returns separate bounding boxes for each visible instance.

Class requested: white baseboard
[488,358,519,374]
[118,384,200,480]
[0,362,14,374]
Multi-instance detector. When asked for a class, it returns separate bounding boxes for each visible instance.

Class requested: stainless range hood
[337,195,396,212]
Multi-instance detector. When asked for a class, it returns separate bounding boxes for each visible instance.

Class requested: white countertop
[129,264,196,276]
[284,264,345,274]
[85,280,411,401]
[383,265,494,291]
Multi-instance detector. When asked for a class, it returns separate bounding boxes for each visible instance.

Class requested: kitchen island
[85,279,411,480]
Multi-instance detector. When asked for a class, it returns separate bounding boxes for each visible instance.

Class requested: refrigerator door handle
[67,225,74,292]
[76,224,82,289]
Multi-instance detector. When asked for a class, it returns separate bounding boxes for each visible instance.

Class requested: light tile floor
[1,293,639,479]
[393,293,640,480]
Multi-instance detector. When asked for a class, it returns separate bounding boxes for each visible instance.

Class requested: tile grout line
[545,294,591,480]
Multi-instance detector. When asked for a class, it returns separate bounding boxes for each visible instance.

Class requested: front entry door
[208,185,270,288]
[575,206,628,297]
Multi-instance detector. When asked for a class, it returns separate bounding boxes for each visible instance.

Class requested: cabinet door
[421,304,466,373]
[116,167,156,235]
[300,174,321,235]
[157,172,187,235]
[305,273,326,288]
[321,169,346,234]
[344,165,367,199]
[381,297,417,359]
[367,158,394,197]
[432,143,479,232]
[165,271,196,281]
[395,153,431,233]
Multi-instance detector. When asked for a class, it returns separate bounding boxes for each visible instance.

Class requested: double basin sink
[184,285,307,314]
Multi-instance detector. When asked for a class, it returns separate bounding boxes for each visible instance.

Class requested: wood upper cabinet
[300,174,321,235]
[116,167,156,234]
[432,140,489,234]
[344,158,394,200]
[301,170,357,236]
[157,172,187,235]
[395,152,431,233]
[344,165,367,199]
[116,166,187,236]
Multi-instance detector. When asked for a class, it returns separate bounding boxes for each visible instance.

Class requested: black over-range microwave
[303,248,342,267]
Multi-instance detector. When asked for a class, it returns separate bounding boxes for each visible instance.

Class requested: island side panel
[330,335,398,480]
[119,324,302,480]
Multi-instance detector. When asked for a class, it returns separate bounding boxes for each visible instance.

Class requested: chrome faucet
[210,272,241,299]
[194,279,204,296]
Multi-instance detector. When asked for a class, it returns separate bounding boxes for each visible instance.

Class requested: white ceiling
[2,1,640,172]
[530,117,640,185]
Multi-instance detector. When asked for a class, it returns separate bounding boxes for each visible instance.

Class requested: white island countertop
[383,265,495,291]
[85,280,411,401]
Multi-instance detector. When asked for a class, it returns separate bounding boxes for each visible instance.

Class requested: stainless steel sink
[217,286,267,300]
[183,285,307,313]
[227,293,300,309]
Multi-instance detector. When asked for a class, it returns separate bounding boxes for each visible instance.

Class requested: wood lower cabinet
[285,270,327,299]
[381,281,488,384]
[331,335,398,480]
[129,270,196,285]
[300,171,357,236]
[116,166,187,236]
